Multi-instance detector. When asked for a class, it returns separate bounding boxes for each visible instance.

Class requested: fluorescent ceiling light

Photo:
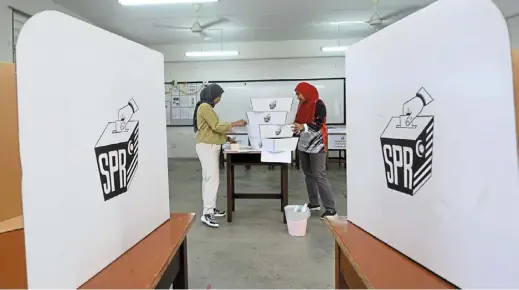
[321,46,348,52]
[329,21,365,25]
[185,50,239,57]
[119,0,218,6]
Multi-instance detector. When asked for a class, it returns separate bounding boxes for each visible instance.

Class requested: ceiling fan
[362,0,424,31]
[153,3,229,39]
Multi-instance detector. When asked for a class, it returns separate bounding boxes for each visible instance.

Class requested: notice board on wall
[346,0,519,288]
[16,11,170,288]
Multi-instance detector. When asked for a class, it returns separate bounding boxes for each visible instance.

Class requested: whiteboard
[166,78,345,126]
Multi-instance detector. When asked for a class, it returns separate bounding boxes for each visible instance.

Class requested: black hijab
[193,83,225,132]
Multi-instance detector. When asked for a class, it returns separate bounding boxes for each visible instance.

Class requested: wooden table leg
[280,166,284,212]
[231,164,235,212]
[282,164,288,224]
[226,155,233,223]
[172,238,188,289]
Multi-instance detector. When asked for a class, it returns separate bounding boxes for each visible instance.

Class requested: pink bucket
[284,205,310,237]
[287,219,308,236]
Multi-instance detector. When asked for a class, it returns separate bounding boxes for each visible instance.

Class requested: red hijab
[295,82,320,124]
[294,82,328,149]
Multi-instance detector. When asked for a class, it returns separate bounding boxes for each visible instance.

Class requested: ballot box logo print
[380,88,434,196]
[95,98,140,201]
[275,126,282,136]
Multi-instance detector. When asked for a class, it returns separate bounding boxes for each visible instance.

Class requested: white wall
[157,52,345,158]
[509,16,519,48]
[153,15,519,159]
[0,0,86,63]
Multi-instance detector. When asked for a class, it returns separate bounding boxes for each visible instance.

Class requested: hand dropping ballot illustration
[380,88,434,196]
[94,98,140,201]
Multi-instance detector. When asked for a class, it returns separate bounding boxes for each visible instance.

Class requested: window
[11,8,31,63]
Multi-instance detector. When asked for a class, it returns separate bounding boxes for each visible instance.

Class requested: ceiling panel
[52,0,519,45]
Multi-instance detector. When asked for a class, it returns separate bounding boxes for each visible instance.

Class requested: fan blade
[198,31,209,38]
[506,13,519,20]
[154,23,190,30]
[201,18,229,29]
[380,6,421,21]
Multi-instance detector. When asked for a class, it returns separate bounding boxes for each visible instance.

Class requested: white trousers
[196,143,221,215]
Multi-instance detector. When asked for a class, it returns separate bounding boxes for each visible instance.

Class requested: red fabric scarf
[295,82,319,124]
[294,82,328,150]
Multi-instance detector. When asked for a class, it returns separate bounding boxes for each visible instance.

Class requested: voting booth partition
[346,0,519,288]
[513,49,519,154]
[0,63,23,234]
[8,11,171,288]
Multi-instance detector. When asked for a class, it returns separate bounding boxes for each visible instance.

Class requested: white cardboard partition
[16,11,170,288]
[246,111,288,137]
[250,98,294,112]
[261,138,299,152]
[346,0,519,287]
[259,124,294,138]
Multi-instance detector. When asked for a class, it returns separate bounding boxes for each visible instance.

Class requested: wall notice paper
[346,0,519,288]
[16,11,170,288]
[172,107,181,119]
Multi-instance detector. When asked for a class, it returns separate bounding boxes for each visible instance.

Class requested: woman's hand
[232,119,248,127]
[293,123,304,133]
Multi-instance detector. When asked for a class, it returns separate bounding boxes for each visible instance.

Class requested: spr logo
[269,100,277,110]
[94,98,139,201]
[263,113,271,123]
[380,88,434,196]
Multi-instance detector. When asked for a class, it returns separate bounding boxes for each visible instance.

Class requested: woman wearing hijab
[194,83,247,228]
[293,82,337,219]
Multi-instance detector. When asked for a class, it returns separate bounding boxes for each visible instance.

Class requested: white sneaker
[201,213,219,228]
[213,208,227,217]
